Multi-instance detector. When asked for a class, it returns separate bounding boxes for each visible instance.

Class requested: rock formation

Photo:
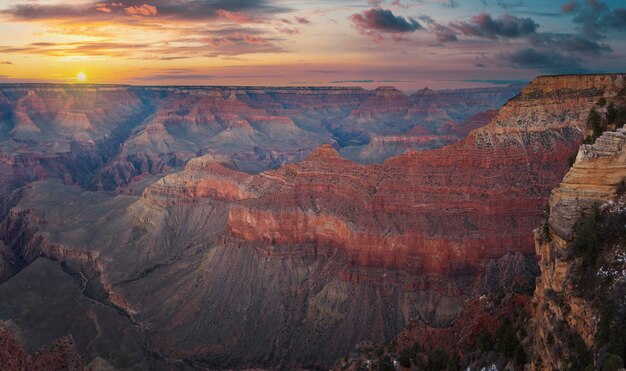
[0,83,519,194]
[0,326,83,371]
[0,75,623,369]
[149,75,619,279]
[527,126,626,370]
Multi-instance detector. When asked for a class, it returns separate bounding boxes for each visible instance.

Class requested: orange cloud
[216,9,265,24]
[124,4,157,17]
[95,3,111,13]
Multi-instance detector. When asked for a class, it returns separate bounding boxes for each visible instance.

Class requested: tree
[598,97,607,107]
[588,108,602,138]
[377,355,395,371]
[494,319,518,357]
[429,349,450,371]
[477,330,494,352]
[603,354,624,371]
[410,341,421,358]
[398,348,412,368]
[607,103,617,123]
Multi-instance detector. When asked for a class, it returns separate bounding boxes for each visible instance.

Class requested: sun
[77,72,87,82]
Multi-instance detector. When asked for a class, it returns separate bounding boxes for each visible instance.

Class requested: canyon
[0,75,624,370]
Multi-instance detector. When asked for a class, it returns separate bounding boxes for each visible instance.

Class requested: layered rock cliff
[527,126,626,370]
[0,76,622,370]
[151,75,623,278]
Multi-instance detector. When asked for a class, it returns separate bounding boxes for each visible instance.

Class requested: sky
[0,0,625,90]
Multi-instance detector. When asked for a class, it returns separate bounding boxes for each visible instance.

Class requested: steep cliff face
[528,126,626,370]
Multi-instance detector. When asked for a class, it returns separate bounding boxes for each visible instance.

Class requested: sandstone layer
[528,126,626,370]
[148,75,623,278]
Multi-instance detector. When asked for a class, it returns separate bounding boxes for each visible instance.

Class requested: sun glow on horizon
[77,72,87,82]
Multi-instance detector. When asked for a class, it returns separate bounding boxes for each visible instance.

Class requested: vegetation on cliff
[584,98,626,143]
[569,205,626,370]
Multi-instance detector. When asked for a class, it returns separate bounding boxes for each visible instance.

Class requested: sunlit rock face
[528,126,626,370]
[162,75,621,277]
[2,76,622,369]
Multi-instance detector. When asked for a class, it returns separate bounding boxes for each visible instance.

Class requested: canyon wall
[0,76,623,369]
[153,75,623,278]
[0,83,519,193]
[528,127,626,370]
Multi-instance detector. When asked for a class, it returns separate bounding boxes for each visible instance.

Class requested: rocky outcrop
[0,326,83,371]
[527,126,626,370]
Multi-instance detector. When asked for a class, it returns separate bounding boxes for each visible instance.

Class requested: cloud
[561,1,578,13]
[0,0,289,60]
[464,79,529,85]
[419,15,457,42]
[331,79,375,83]
[434,0,459,8]
[0,31,283,60]
[451,13,538,39]
[133,73,217,81]
[567,0,626,40]
[480,0,524,9]
[528,33,611,56]
[216,10,266,24]
[124,4,157,17]
[330,79,415,83]
[277,27,299,34]
[0,61,13,65]
[501,48,587,74]
[350,7,422,39]
[294,16,311,25]
[391,0,409,9]
[1,0,288,22]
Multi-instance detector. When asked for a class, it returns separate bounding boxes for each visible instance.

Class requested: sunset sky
[0,0,625,90]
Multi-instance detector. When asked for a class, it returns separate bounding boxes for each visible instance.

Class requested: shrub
[582,135,595,144]
[572,207,605,269]
[607,103,618,123]
[377,355,395,371]
[603,354,624,371]
[588,108,602,138]
[514,344,527,366]
[410,341,421,360]
[429,349,450,371]
[566,331,593,371]
[398,348,412,368]
[477,330,494,352]
[494,319,518,357]
[568,153,577,167]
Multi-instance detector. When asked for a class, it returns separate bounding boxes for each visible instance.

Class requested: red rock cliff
[147,74,625,277]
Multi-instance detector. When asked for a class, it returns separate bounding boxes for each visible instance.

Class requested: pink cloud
[277,27,300,35]
[294,16,311,25]
[216,9,265,24]
[124,4,157,17]
[95,3,111,13]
